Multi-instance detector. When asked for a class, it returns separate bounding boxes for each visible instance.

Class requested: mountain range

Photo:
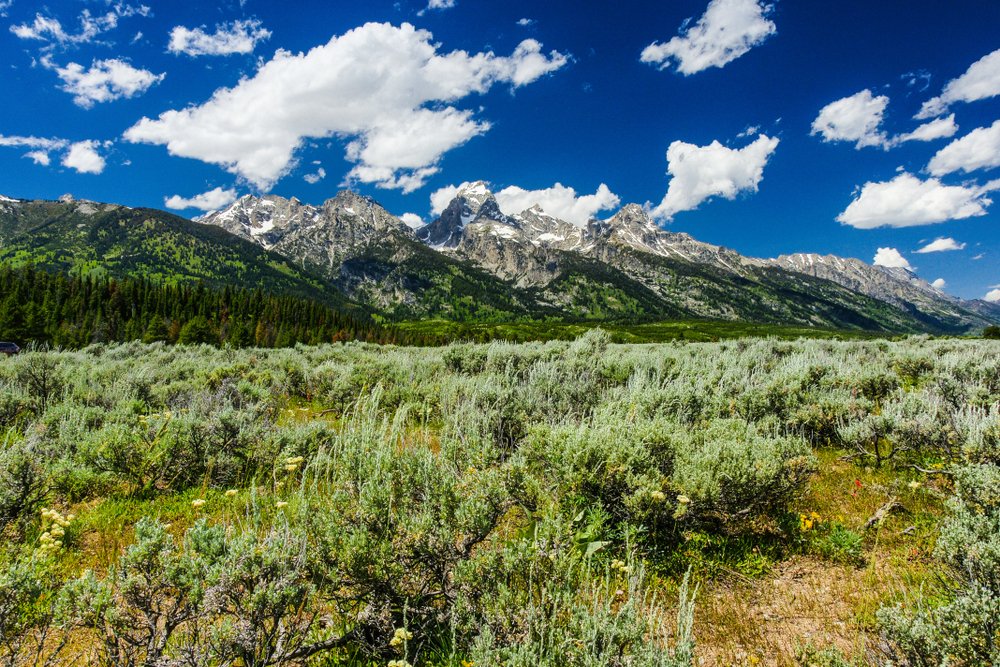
[2,185,999,334]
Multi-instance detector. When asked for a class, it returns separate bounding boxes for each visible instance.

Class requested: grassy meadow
[1,332,998,665]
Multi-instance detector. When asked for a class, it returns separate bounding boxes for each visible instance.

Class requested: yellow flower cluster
[389,627,413,649]
[799,511,821,532]
[285,456,305,472]
[387,661,412,667]
[192,498,207,509]
[610,559,631,574]
[37,507,74,555]
[225,489,238,497]
[649,490,666,501]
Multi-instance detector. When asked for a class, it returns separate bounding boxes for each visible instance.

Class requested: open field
[1,333,998,665]
[396,319,888,344]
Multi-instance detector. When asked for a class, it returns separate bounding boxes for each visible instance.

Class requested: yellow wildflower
[276,501,289,509]
[192,498,206,509]
[225,489,238,497]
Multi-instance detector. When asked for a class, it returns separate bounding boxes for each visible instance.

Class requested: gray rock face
[766,253,971,321]
[198,191,414,271]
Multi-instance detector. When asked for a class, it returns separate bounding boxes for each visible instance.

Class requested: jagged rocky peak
[418,180,516,248]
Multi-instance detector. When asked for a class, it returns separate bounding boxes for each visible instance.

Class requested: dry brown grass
[688,448,946,666]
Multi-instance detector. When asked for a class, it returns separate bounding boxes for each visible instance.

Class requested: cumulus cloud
[931,278,947,289]
[1,133,68,166]
[24,150,51,165]
[895,114,958,144]
[399,213,426,229]
[124,23,568,192]
[168,19,271,57]
[915,237,966,253]
[517,18,535,27]
[428,182,619,226]
[49,58,164,108]
[873,247,912,270]
[61,140,106,174]
[650,133,779,221]
[985,288,1000,303]
[496,183,620,226]
[926,119,1000,176]
[811,89,890,149]
[165,187,238,212]
[0,1,13,18]
[641,0,776,75]
[837,172,993,229]
[917,48,1000,119]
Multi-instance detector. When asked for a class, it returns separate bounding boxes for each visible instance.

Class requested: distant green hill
[0,198,359,313]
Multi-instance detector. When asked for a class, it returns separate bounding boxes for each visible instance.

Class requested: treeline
[0,265,439,348]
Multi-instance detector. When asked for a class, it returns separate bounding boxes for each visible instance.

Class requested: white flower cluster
[37,507,74,556]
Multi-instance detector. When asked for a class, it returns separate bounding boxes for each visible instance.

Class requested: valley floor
[0,333,996,665]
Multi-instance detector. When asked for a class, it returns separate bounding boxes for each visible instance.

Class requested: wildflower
[276,501,289,509]
[650,490,666,501]
[461,661,475,667]
[389,627,413,648]
[387,661,412,667]
[908,480,921,490]
[610,559,631,574]
[676,494,691,504]
[192,498,206,509]
[225,489,238,497]
[285,464,299,472]
[286,456,305,466]
[799,513,814,532]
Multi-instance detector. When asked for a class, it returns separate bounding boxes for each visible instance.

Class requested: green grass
[398,318,888,343]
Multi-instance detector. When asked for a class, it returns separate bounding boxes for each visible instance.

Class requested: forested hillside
[0,265,437,348]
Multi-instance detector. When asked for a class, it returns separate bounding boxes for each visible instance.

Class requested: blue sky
[1,0,999,300]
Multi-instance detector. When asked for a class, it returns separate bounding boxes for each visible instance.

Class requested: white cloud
[168,19,271,57]
[837,172,993,229]
[428,181,619,226]
[24,150,51,165]
[303,167,326,184]
[399,213,425,229]
[985,288,1000,303]
[430,183,463,216]
[895,114,958,144]
[641,0,776,75]
[164,187,238,212]
[0,134,68,151]
[517,18,535,27]
[873,247,912,270]
[495,183,620,226]
[50,58,164,108]
[927,119,1000,176]
[10,4,148,47]
[124,23,568,192]
[917,48,1000,119]
[810,89,890,149]
[418,0,456,15]
[931,278,947,289]
[0,1,13,18]
[915,237,966,253]
[651,133,779,221]
[61,140,106,174]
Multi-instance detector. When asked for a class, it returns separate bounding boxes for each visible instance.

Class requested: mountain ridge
[3,188,998,334]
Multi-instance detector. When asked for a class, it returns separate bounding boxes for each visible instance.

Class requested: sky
[1,0,999,301]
